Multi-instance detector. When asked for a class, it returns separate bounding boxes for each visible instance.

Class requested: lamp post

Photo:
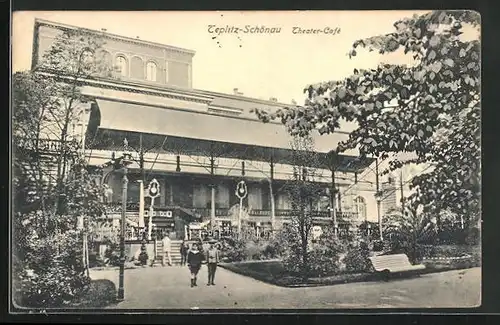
[116,141,133,301]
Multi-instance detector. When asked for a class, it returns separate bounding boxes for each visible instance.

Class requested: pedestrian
[187,242,204,287]
[206,239,220,286]
[180,240,189,266]
[162,232,172,266]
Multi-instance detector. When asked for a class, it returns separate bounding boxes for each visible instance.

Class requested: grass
[220,253,480,288]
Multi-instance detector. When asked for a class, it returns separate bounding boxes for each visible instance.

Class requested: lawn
[220,245,481,288]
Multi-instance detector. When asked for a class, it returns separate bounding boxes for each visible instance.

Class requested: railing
[16,137,81,153]
[191,207,230,217]
[103,203,360,221]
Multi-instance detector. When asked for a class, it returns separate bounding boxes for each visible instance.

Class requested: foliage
[383,204,438,263]
[12,27,112,307]
[88,251,106,268]
[280,224,344,278]
[279,135,326,278]
[13,218,91,308]
[253,10,480,229]
[71,279,117,308]
[103,238,121,266]
[343,239,372,273]
[219,237,247,262]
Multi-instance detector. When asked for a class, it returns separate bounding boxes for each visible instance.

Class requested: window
[354,196,367,221]
[146,61,157,81]
[115,55,128,77]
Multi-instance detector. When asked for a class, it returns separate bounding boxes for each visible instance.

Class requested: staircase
[151,240,183,266]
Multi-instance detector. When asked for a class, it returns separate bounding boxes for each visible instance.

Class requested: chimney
[101,28,107,32]
[136,36,140,39]
[291,99,297,105]
[233,88,243,95]
[269,97,278,102]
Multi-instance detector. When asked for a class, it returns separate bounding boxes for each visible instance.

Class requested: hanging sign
[147,178,161,199]
[235,180,248,199]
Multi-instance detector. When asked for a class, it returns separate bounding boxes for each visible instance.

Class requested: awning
[90,99,351,153]
[86,99,374,172]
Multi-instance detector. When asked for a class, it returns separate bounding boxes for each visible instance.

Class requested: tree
[383,205,438,263]
[13,27,112,307]
[281,135,324,279]
[34,27,114,216]
[253,11,480,228]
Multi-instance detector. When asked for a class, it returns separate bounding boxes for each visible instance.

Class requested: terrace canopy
[86,99,375,173]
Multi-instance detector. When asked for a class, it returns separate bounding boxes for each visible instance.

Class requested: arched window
[354,196,367,221]
[146,61,157,81]
[115,55,128,77]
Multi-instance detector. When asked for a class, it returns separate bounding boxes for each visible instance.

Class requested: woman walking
[187,242,204,287]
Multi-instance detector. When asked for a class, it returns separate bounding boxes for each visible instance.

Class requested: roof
[34,18,196,56]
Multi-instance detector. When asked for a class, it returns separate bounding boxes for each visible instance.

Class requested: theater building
[31,19,380,242]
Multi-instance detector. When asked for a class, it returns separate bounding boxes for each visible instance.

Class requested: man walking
[162,232,172,266]
[180,240,189,266]
[206,239,220,286]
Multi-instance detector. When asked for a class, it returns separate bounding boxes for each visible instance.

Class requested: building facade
[31,19,382,241]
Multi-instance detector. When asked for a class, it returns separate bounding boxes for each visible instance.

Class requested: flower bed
[219,260,377,287]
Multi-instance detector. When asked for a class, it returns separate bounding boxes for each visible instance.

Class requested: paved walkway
[90,266,481,309]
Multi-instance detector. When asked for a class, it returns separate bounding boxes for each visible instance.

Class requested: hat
[207,237,217,244]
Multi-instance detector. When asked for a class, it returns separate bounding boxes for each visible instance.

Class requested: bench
[369,254,426,279]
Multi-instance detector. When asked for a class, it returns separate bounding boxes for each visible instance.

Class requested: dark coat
[187,251,204,268]
[180,243,188,255]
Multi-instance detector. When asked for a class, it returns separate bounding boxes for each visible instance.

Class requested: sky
[12,10,426,105]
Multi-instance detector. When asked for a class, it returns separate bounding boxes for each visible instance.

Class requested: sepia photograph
[11,10,481,311]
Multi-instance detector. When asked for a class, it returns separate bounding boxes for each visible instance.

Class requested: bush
[103,239,121,266]
[219,237,247,262]
[245,240,264,260]
[344,240,372,273]
[262,239,285,259]
[307,243,344,277]
[281,226,344,278]
[88,251,105,268]
[13,224,91,308]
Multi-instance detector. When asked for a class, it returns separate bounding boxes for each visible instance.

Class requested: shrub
[88,251,105,268]
[244,240,264,260]
[281,225,344,278]
[102,238,121,266]
[343,240,372,273]
[307,242,344,277]
[219,237,247,262]
[262,239,285,259]
[13,224,91,308]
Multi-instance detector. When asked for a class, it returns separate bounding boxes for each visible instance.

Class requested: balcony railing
[103,203,359,221]
[16,137,81,153]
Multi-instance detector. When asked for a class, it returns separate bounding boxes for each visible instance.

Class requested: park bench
[369,254,426,279]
